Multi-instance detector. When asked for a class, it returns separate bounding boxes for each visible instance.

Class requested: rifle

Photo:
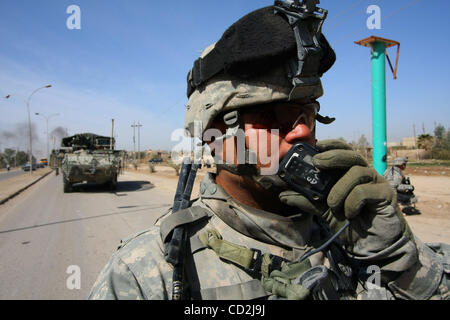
[165,157,200,300]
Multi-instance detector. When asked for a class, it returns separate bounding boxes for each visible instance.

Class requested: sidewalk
[0,167,21,173]
[0,168,53,205]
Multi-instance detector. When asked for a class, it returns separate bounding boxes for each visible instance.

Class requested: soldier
[383,157,419,214]
[89,1,448,300]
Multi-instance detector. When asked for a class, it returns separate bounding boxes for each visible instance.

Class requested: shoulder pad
[160,206,213,243]
[118,228,154,250]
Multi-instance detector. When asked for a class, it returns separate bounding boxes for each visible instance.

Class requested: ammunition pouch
[198,224,357,300]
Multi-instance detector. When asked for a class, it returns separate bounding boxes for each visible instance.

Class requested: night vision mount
[187,0,334,107]
[273,0,329,99]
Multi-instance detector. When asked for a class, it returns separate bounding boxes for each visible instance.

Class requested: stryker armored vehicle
[50,147,73,176]
[60,133,123,192]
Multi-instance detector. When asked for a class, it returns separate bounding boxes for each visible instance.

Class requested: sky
[0,0,449,159]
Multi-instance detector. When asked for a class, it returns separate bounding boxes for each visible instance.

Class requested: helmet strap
[215,110,257,175]
[216,110,289,193]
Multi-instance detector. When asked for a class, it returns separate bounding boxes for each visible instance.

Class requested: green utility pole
[355,36,400,175]
[371,41,387,175]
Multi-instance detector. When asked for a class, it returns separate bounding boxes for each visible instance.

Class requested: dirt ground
[129,164,450,244]
[401,174,450,243]
[404,166,449,177]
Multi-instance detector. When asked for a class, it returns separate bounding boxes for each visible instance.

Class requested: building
[387,137,417,149]
[401,137,417,148]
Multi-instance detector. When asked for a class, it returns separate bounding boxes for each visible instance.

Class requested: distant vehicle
[40,158,48,166]
[22,163,36,171]
[60,133,124,193]
[148,158,163,163]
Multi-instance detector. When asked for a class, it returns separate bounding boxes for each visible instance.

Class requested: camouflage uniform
[383,159,417,204]
[89,3,449,300]
[89,173,449,300]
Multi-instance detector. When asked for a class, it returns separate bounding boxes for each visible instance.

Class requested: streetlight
[35,112,60,162]
[5,84,52,175]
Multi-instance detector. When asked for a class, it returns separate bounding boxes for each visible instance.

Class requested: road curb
[0,170,54,205]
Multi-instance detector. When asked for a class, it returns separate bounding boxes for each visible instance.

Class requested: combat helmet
[185,0,336,140]
[394,157,408,166]
[185,1,337,184]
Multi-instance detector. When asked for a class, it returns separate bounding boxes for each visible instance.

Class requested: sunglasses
[241,102,318,134]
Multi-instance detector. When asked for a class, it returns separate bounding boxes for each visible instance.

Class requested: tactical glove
[279,139,413,257]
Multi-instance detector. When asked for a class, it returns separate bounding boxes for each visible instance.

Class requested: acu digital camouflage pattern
[383,166,414,193]
[393,157,408,166]
[383,165,419,208]
[89,173,449,300]
[185,44,323,138]
[49,149,66,175]
[61,133,122,192]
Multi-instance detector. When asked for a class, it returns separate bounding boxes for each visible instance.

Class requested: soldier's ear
[205,118,227,137]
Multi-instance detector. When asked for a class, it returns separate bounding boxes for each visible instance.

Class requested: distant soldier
[383,157,419,213]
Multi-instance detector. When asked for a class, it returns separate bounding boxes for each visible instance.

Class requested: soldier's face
[208,102,316,173]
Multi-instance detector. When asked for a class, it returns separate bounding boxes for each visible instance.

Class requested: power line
[384,0,422,20]
[327,0,381,28]
[327,0,367,23]
[333,0,423,46]
[154,96,186,120]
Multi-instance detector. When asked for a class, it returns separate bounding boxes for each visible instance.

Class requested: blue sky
[0,0,449,158]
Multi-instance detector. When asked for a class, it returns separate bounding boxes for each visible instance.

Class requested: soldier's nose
[284,123,314,144]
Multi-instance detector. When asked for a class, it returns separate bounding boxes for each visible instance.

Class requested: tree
[357,134,370,149]
[351,134,370,159]
[431,126,450,160]
[16,151,29,166]
[0,154,5,168]
[434,124,446,148]
[3,148,16,166]
[445,130,450,149]
[417,134,433,151]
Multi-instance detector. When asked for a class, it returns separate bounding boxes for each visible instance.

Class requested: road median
[0,168,53,205]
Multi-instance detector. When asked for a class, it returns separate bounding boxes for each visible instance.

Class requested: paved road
[0,171,174,299]
[0,169,25,182]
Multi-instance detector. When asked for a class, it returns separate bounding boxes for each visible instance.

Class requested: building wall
[402,137,417,148]
[388,149,430,161]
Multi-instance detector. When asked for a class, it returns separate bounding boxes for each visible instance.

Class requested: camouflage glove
[279,139,412,257]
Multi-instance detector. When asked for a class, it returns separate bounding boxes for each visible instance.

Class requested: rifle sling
[161,206,213,244]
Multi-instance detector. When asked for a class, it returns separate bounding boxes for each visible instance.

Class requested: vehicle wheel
[63,177,72,193]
